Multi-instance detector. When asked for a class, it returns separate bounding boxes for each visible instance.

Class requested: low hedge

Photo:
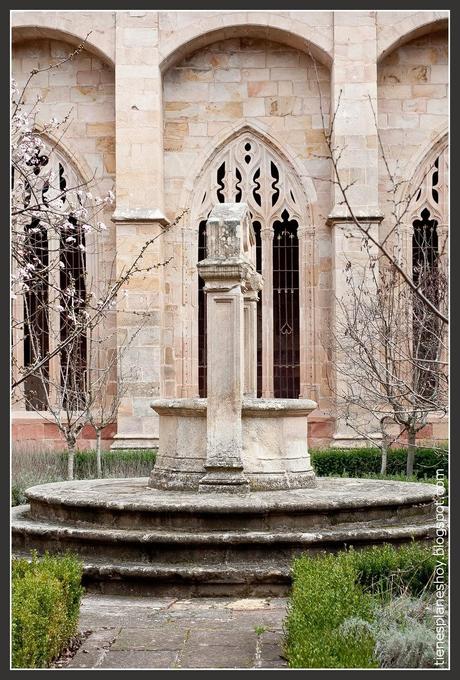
[12,553,84,669]
[284,543,447,669]
[311,447,448,479]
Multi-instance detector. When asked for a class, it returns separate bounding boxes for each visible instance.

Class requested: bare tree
[85,322,147,478]
[309,54,448,327]
[306,52,448,474]
[11,43,181,478]
[329,255,448,476]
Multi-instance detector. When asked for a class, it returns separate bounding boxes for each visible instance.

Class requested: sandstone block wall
[11,11,449,450]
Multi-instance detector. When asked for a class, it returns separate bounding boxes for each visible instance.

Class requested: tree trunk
[67,443,75,481]
[380,441,388,475]
[379,419,390,475]
[96,430,102,479]
[406,430,416,477]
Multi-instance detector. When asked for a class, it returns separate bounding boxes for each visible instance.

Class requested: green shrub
[12,553,84,669]
[349,543,448,599]
[340,593,447,668]
[311,447,448,479]
[285,552,378,668]
[285,543,447,669]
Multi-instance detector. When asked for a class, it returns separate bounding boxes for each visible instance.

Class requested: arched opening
[13,141,89,412]
[195,131,306,399]
[409,144,447,401]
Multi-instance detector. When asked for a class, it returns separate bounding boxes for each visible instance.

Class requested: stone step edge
[12,551,290,580]
[26,488,440,515]
[12,506,437,546]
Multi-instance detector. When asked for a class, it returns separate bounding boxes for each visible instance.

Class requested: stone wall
[12,38,117,428]
[10,11,449,450]
[378,29,448,197]
[162,37,333,418]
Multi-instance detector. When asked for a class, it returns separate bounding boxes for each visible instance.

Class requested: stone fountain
[149,203,316,493]
[12,203,441,597]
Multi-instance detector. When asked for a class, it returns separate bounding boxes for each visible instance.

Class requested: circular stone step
[12,477,443,595]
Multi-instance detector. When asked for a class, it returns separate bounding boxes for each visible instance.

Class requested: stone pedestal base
[12,477,442,596]
[198,469,250,494]
[110,435,159,451]
[149,397,318,492]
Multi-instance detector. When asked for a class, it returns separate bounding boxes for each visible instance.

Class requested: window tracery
[196,133,306,398]
[13,143,88,411]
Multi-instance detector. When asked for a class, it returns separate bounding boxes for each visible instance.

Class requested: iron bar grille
[273,212,300,398]
[59,215,87,409]
[198,220,207,398]
[412,208,439,399]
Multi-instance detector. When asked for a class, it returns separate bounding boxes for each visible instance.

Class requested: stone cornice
[112,208,169,226]
[326,208,384,227]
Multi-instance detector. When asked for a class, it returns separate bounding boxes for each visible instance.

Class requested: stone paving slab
[69,594,289,669]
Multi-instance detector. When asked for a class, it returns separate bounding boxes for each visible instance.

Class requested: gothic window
[13,144,88,411]
[197,133,305,398]
[409,145,448,399]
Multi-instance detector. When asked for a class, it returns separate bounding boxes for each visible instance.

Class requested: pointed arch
[12,133,105,412]
[179,124,319,401]
[403,130,448,227]
[182,121,317,226]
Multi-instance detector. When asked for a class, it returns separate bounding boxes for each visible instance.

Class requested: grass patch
[284,543,447,669]
[11,448,156,506]
[12,552,84,669]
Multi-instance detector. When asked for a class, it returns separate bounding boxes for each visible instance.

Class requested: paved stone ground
[68,594,289,669]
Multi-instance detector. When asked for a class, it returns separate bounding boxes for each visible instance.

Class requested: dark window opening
[59,216,87,410]
[273,213,300,398]
[24,220,49,410]
[253,221,263,398]
[412,208,439,399]
[198,220,207,398]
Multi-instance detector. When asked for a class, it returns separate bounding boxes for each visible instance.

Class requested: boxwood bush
[310,447,448,479]
[285,552,378,668]
[12,553,84,669]
[284,543,447,669]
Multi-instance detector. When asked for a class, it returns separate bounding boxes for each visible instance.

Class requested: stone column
[261,227,274,398]
[111,10,167,449]
[298,225,318,401]
[328,11,383,446]
[243,289,259,397]
[197,204,260,493]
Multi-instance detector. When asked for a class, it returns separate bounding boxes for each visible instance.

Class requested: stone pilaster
[111,11,167,449]
[329,11,384,446]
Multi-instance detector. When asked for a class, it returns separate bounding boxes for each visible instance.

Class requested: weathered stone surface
[12,477,441,594]
[65,594,287,669]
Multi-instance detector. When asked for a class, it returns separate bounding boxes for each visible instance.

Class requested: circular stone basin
[13,477,442,595]
[23,476,440,513]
